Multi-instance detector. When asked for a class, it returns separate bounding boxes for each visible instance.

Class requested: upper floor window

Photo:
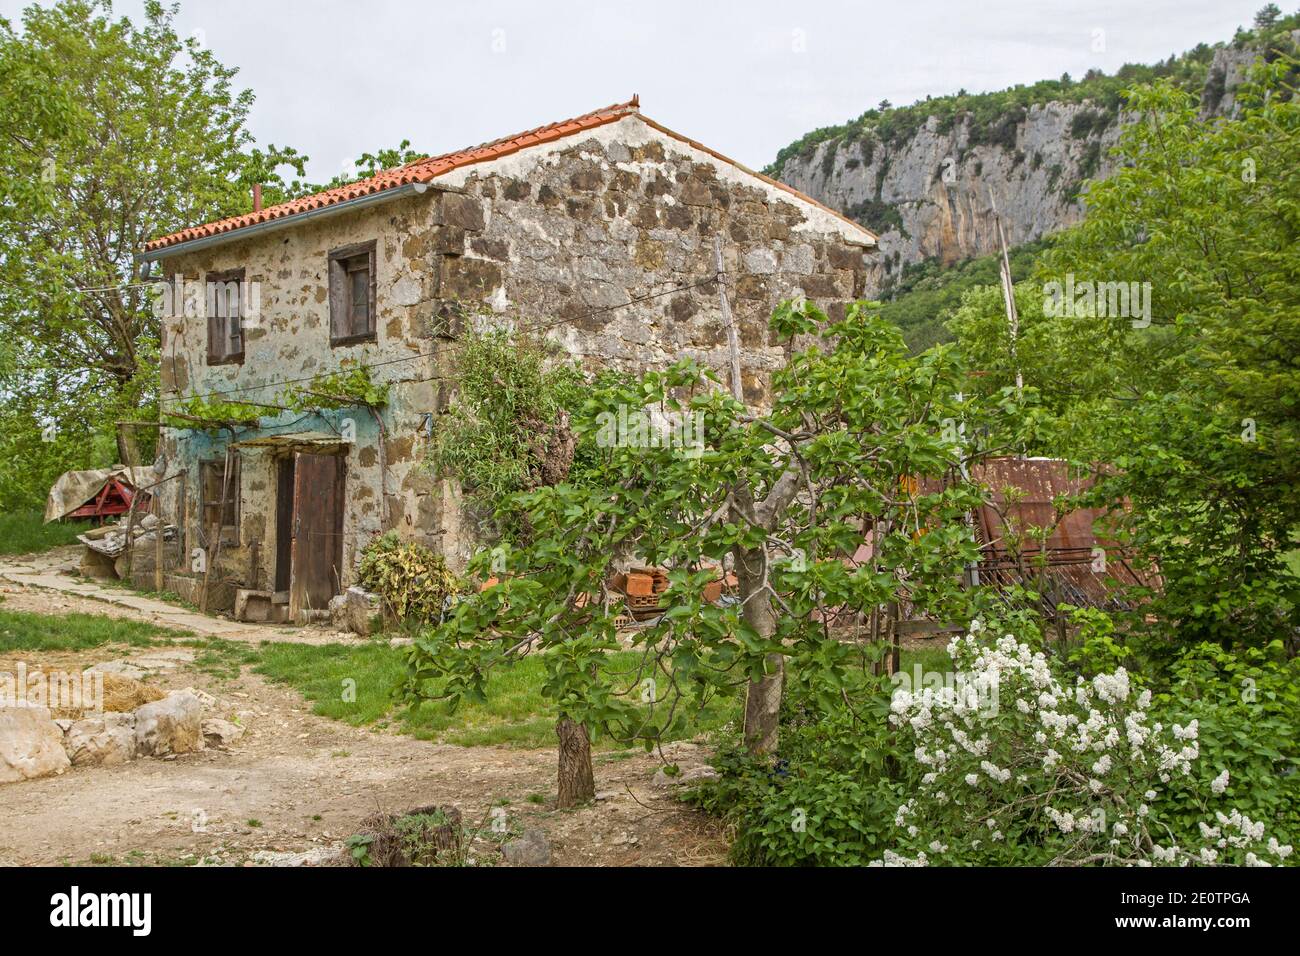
[328,241,376,345]
[206,268,245,365]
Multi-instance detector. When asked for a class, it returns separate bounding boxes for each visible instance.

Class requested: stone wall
[431,115,874,407]
[154,113,876,592]
[155,195,445,601]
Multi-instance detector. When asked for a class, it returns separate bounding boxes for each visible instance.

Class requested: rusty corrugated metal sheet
[968,457,1160,611]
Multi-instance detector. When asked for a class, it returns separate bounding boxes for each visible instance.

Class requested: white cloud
[1,0,1267,180]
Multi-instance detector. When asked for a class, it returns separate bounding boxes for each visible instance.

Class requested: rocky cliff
[775,36,1288,294]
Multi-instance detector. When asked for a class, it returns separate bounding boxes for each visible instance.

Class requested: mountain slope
[772,13,1300,297]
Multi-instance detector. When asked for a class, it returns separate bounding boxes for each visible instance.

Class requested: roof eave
[135,180,441,263]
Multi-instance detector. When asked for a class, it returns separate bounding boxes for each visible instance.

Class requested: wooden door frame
[285,449,346,622]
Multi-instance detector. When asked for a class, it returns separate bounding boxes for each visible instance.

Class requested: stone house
[138,97,876,621]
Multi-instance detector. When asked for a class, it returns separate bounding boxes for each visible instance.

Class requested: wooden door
[289,452,345,620]
[274,456,295,594]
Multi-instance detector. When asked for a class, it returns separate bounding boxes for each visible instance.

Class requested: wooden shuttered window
[205,268,245,365]
[200,454,240,532]
[328,240,377,345]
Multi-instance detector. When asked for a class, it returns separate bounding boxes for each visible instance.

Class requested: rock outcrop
[775,36,1296,293]
[133,691,204,757]
[0,707,72,783]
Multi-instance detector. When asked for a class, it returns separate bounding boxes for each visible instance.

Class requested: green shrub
[356,532,460,625]
[1152,642,1300,848]
[686,670,912,866]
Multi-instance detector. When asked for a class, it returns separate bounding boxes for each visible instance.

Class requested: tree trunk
[116,421,141,467]
[735,544,783,755]
[743,655,784,754]
[556,716,595,808]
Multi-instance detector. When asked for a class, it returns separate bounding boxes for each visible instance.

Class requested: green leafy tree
[951,61,1300,655]
[0,0,308,474]
[404,303,1009,805]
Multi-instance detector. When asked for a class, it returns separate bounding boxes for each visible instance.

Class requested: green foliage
[954,59,1300,654]
[290,140,427,198]
[162,396,266,430]
[686,667,914,866]
[880,237,1054,352]
[0,0,309,477]
[403,301,1016,779]
[0,510,84,555]
[426,328,590,530]
[0,397,117,511]
[356,532,460,625]
[1152,642,1300,848]
[280,364,390,412]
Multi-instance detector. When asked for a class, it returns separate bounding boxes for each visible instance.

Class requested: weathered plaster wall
[155,195,445,601]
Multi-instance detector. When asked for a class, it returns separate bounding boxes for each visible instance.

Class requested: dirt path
[0,549,728,867]
[0,546,357,645]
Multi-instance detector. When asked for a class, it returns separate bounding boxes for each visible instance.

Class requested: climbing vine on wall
[280,364,390,412]
[426,328,592,535]
[162,396,265,430]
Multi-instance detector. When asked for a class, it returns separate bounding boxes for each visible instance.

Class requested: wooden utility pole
[989,189,1024,393]
[713,236,743,402]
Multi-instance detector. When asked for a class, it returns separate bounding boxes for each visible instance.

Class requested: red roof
[144,97,875,253]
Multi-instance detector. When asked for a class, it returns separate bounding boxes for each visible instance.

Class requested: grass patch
[899,645,955,677]
[181,638,260,680]
[0,608,183,652]
[254,642,739,749]
[0,510,85,556]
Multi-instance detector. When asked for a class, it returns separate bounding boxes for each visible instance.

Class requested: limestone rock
[201,718,244,749]
[501,827,551,866]
[652,765,719,787]
[329,587,383,636]
[64,712,137,767]
[133,691,204,757]
[0,707,72,783]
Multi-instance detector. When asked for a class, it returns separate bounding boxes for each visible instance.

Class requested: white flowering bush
[875,625,1293,866]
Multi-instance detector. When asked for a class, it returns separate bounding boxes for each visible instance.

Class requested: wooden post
[200,444,233,613]
[153,490,163,592]
[713,236,743,402]
[177,471,188,573]
[989,188,1023,394]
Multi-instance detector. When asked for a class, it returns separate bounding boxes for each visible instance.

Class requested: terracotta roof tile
[144,97,874,253]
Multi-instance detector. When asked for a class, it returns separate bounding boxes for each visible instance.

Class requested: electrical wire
[158,273,719,410]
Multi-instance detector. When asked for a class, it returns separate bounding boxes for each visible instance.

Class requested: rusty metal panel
[967,457,1160,610]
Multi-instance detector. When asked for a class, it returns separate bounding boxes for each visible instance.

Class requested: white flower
[1210,769,1230,795]
[964,773,980,787]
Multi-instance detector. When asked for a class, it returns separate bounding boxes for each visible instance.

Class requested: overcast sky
[1,0,1271,182]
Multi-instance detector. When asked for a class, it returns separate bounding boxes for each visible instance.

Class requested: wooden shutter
[365,246,377,336]
[329,257,348,341]
[206,302,223,364]
[328,241,377,343]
